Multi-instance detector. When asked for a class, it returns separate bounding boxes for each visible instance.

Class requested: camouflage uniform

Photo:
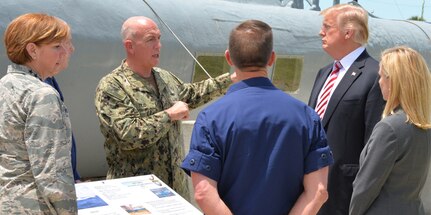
[94,60,231,199]
[0,64,77,214]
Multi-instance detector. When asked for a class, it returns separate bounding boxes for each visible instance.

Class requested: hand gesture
[165,101,190,121]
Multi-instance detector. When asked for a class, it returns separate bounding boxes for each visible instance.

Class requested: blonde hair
[380,46,431,129]
[321,4,369,45]
[4,13,71,65]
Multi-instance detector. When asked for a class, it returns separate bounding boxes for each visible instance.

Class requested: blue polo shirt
[182,77,333,215]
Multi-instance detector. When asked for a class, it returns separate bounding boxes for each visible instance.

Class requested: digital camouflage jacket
[0,64,77,214]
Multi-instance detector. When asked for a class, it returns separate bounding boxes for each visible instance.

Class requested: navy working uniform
[95,60,232,199]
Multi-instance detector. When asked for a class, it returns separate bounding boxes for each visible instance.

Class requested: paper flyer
[76,174,202,215]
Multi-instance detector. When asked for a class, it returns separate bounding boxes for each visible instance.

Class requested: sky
[307,0,431,21]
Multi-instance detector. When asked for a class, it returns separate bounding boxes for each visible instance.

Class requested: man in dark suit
[308,4,385,215]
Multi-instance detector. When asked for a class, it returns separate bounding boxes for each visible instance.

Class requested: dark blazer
[350,110,430,215]
[308,50,385,215]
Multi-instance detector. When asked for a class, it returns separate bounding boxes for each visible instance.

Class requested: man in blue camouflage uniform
[94,16,235,199]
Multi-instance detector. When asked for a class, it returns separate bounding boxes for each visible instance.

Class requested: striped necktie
[315,61,342,119]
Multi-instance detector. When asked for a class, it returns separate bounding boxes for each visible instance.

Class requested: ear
[267,51,276,67]
[344,29,353,40]
[225,50,234,66]
[26,43,38,60]
[124,40,134,55]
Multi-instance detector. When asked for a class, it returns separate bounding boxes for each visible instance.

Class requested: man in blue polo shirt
[181,20,333,215]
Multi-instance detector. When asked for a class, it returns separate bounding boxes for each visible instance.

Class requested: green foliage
[408,16,426,21]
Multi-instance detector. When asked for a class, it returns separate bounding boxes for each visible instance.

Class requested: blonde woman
[0,13,76,214]
[350,46,431,215]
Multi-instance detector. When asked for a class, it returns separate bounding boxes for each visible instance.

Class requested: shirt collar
[227,77,274,94]
[120,59,136,76]
[120,59,157,79]
[7,63,42,81]
[338,46,365,71]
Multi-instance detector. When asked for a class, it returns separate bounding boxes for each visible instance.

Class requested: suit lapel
[321,51,369,127]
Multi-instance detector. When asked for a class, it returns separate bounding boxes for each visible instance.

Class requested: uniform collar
[7,63,43,81]
[227,77,274,94]
[119,60,163,91]
[120,59,157,80]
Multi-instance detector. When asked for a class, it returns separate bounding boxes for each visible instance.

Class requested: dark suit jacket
[308,50,385,215]
[350,110,430,215]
